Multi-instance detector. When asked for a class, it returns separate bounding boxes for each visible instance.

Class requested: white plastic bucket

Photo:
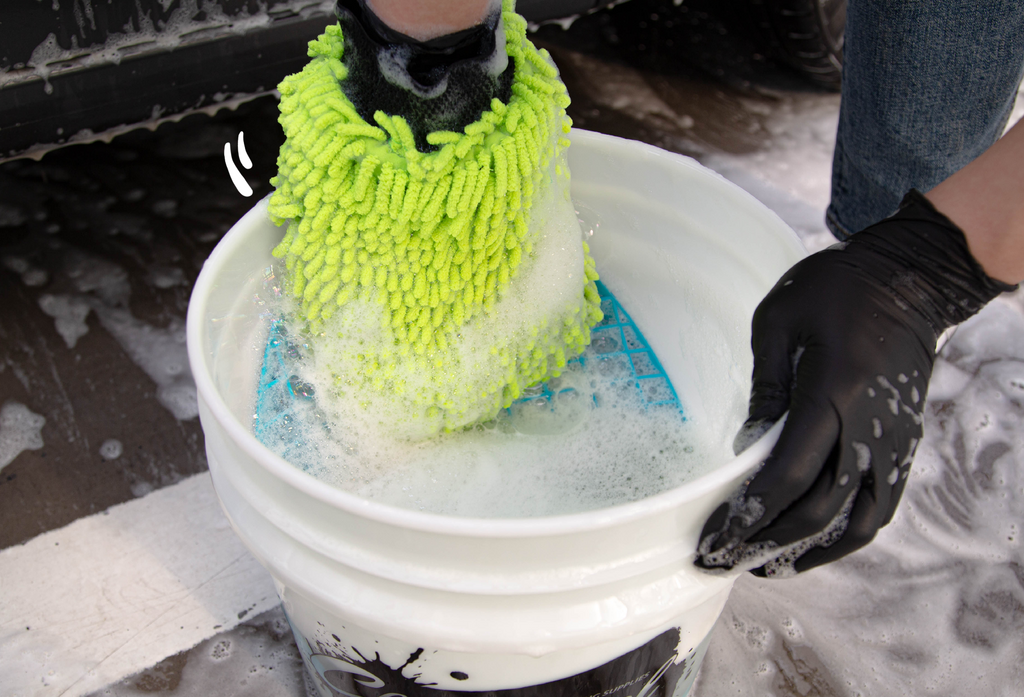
[187,130,805,696]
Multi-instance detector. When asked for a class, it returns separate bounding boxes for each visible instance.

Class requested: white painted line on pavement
[0,472,279,697]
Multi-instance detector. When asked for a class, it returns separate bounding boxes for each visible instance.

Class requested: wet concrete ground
[3,2,1021,696]
[0,0,822,550]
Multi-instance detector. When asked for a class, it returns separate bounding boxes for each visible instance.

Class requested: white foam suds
[700,92,841,253]
[487,13,510,76]
[99,439,124,460]
[244,189,710,517]
[377,45,449,99]
[146,264,187,289]
[88,606,304,697]
[10,240,199,421]
[524,0,632,32]
[0,401,46,473]
[688,82,1024,697]
[375,10,508,99]
[5,0,334,91]
[0,473,280,697]
[0,204,28,227]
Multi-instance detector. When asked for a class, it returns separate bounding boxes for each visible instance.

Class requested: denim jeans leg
[827,0,1024,240]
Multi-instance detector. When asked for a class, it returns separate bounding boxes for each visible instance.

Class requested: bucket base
[287,605,713,697]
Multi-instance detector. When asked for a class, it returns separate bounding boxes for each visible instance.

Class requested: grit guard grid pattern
[253,279,683,460]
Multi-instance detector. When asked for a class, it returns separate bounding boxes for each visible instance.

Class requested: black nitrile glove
[334,0,514,152]
[696,190,1016,577]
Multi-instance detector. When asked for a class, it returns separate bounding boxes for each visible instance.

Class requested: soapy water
[249,274,708,518]
[4,1,335,159]
[11,239,199,421]
[0,402,47,473]
[8,0,335,92]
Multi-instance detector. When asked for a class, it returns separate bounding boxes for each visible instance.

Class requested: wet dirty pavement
[3,2,1023,696]
[0,99,283,549]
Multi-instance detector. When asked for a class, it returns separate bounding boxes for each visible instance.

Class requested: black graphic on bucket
[289,618,710,697]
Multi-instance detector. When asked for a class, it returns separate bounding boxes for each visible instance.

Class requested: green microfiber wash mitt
[267,0,603,436]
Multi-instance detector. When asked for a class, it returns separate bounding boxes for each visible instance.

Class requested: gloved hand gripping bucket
[187,130,805,695]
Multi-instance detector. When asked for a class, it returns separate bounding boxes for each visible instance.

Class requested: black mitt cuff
[334,0,515,152]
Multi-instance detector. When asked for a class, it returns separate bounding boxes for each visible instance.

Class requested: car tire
[751,0,845,90]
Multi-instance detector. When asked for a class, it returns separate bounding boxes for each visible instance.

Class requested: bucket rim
[187,128,796,539]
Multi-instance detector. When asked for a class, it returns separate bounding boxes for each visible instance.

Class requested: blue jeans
[827,0,1024,239]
